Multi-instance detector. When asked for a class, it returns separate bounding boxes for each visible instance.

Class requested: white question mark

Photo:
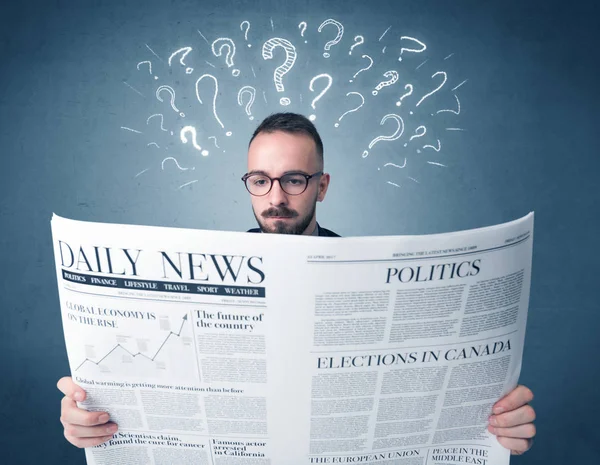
[349,35,364,55]
[416,71,447,107]
[161,157,194,171]
[137,61,158,80]
[373,70,399,95]
[317,19,344,58]
[262,38,297,106]
[383,159,407,170]
[396,84,414,106]
[211,38,240,77]
[362,114,405,158]
[335,92,365,128]
[208,136,220,149]
[168,47,194,74]
[423,139,441,152]
[404,125,427,147]
[398,36,427,61]
[308,74,333,121]
[349,54,373,82]
[240,21,251,48]
[436,94,460,115]
[237,86,256,120]
[195,74,232,136]
[156,85,184,117]
[180,126,209,156]
[146,114,169,134]
[298,21,308,43]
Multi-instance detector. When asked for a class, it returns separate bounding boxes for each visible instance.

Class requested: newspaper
[51,212,534,465]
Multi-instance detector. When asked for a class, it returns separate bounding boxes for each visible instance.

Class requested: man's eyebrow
[247,169,269,176]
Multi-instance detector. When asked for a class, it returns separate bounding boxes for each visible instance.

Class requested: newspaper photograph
[51,212,534,465]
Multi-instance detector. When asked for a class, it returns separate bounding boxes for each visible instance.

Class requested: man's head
[244,112,330,235]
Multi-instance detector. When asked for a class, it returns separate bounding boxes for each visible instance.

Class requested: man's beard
[254,199,317,235]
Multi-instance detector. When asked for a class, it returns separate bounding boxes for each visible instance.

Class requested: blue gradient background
[0,0,598,463]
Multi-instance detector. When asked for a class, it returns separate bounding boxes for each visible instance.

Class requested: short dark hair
[249,112,324,165]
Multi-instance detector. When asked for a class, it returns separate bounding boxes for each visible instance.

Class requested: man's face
[247,130,330,235]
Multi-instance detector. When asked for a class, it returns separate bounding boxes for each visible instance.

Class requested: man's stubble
[253,192,318,235]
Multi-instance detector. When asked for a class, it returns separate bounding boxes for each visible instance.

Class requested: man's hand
[57,376,118,448]
[488,385,536,455]
[57,376,535,453]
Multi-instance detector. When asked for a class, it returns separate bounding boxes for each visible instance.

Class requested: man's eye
[285,177,304,185]
[252,178,268,186]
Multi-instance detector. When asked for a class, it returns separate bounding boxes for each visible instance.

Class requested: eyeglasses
[241,171,323,196]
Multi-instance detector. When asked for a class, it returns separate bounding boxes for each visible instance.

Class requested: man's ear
[317,173,330,202]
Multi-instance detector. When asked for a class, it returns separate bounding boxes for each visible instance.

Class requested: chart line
[75,314,188,371]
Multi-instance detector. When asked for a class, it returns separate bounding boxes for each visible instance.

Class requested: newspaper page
[51,212,533,465]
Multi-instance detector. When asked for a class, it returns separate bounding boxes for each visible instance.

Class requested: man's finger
[488,422,536,439]
[489,404,535,428]
[493,385,534,414]
[57,377,86,402]
[495,436,534,455]
[62,421,118,439]
[64,431,114,449]
[61,398,111,427]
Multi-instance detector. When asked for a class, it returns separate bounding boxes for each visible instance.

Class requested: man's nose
[269,179,288,205]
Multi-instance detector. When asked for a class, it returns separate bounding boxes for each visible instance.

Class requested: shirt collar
[310,223,320,236]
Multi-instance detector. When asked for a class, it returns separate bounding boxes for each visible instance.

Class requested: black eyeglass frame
[241,171,323,196]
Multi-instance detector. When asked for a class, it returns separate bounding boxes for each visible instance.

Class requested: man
[244,112,339,237]
[57,113,535,455]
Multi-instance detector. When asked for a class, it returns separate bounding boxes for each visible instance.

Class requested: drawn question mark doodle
[156,85,184,117]
[362,114,405,158]
[335,92,365,128]
[137,61,157,80]
[211,38,240,77]
[237,86,256,120]
[382,159,407,170]
[349,35,364,55]
[195,74,232,136]
[317,19,344,58]
[396,84,414,107]
[416,71,447,107]
[298,21,308,43]
[350,54,373,82]
[208,136,220,149]
[308,73,333,121]
[262,38,297,106]
[240,21,251,48]
[373,70,399,95]
[180,126,209,156]
[146,113,170,134]
[398,36,427,61]
[423,139,441,152]
[404,125,427,148]
[168,47,194,74]
[436,94,460,115]
[161,157,194,171]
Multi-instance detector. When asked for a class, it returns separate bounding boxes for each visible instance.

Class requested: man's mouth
[262,208,297,219]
